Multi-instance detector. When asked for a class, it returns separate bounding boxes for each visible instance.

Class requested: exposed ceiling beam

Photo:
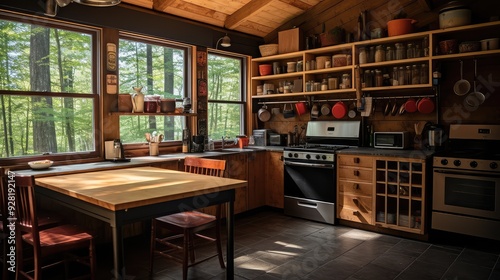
[153,0,176,11]
[224,0,274,30]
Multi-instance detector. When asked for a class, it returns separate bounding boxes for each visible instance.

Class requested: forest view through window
[118,34,188,144]
[207,53,245,140]
[0,16,97,159]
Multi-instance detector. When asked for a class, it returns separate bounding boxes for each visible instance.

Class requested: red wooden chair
[150,157,226,280]
[14,174,96,280]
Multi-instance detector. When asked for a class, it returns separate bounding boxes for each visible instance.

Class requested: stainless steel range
[432,124,500,240]
[283,121,360,224]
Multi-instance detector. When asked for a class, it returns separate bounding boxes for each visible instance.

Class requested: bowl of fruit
[28,160,53,170]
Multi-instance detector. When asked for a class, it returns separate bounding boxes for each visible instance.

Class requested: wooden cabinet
[337,155,374,224]
[248,151,266,210]
[265,151,284,209]
[374,158,427,235]
[222,153,248,215]
[149,160,180,170]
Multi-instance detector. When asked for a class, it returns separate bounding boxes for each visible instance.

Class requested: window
[118,33,189,144]
[0,13,99,162]
[207,52,246,140]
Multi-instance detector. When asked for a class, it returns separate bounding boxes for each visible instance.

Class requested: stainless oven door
[433,169,500,220]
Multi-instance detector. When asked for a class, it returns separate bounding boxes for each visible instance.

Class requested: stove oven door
[284,160,336,224]
[433,169,500,219]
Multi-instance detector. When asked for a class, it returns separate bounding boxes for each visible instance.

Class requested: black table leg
[226,199,234,280]
[112,225,124,280]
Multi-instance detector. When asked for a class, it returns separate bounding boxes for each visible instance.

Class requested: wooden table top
[35,166,247,211]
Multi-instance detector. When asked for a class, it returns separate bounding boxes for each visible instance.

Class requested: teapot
[131,86,144,113]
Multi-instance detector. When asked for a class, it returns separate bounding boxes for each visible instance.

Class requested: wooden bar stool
[150,157,226,280]
[13,174,96,280]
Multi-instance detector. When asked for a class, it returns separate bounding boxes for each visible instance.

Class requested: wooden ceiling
[121,0,500,43]
[121,0,322,38]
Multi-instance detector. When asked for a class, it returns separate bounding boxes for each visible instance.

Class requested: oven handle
[434,169,500,179]
[284,161,335,169]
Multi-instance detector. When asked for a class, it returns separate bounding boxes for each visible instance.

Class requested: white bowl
[28,160,53,170]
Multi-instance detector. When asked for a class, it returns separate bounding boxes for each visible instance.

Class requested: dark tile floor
[91,209,500,280]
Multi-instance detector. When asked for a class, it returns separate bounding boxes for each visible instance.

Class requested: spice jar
[364,70,373,87]
[342,73,351,88]
[407,43,415,59]
[411,65,420,85]
[375,69,383,87]
[405,65,412,85]
[321,79,328,91]
[359,47,367,64]
[392,67,399,86]
[368,46,375,63]
[420,64,429,84]
[398,66,405,85]
[386,46,394,61]
[395,43,406,60]
[375,45,385,63]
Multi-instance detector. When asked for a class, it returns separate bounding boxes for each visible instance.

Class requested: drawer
[338,180,373,197]
[339,193,373,213]
[338,205,373,224]
[338,167,373,181]
[338,155,373,168]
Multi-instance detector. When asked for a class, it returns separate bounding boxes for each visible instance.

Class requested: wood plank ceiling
[122,0,322,38]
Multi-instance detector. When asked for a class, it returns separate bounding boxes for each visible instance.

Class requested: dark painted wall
[0,0,263,57]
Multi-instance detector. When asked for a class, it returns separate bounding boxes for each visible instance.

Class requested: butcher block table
[34,166,247,280]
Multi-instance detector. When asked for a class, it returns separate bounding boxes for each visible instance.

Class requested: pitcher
[131,86,144,113]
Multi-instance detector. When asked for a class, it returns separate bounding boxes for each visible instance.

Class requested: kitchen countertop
[337,147,434,159]
[12,146,276,177]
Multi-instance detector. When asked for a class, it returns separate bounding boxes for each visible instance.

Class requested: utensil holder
[149,142,159,156]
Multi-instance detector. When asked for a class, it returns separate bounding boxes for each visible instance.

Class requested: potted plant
[319,25,345,47]
[387,11,417,37]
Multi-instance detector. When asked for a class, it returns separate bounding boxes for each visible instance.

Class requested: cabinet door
[265,151,284,208]
[248,151,266,210]
[223,153,248,214]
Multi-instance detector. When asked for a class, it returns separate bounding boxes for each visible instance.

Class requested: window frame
[206,50,248,138]
[0,11,101,165]
[117,31,193,149]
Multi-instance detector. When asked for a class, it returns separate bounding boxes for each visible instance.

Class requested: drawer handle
[353,170,360,176]
[353,157,360,164]
[353,210,359,215]
[353,183,359,190]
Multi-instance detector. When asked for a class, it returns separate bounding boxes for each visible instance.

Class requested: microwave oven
[252,129,272,146]
[374,131,410,149]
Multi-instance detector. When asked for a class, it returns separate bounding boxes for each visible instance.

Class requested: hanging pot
[332,101,348,119]
[258,105,271,122]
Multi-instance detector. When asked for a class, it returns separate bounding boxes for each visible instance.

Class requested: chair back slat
[184,157,226,178]
[13,175,39,238]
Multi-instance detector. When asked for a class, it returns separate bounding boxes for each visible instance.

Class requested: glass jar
[395,43,406,60]
[405,65,412,85]
[375,45,385,63]
[407,43,415,59]
[342,73,351,88]
[359,47,367,64]
[364,70,373,87]
[392,66,399,86]
[321,79,328,91]
[375,69,383,87]
[423,36,429,57]
[411,65,420,85]
[386,46,394,61]
[368,46,375,63]
[415,44,421,58]
[398,66,405,85]
[420,64,429,84]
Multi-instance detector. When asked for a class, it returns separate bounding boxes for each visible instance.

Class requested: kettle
[131,86,144,113]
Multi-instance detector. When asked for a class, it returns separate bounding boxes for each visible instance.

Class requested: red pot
[404,98,417,113]
[387,19,417,37]
[259,64,272,76]
[417,97,435,114]
[332,101,348,119]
